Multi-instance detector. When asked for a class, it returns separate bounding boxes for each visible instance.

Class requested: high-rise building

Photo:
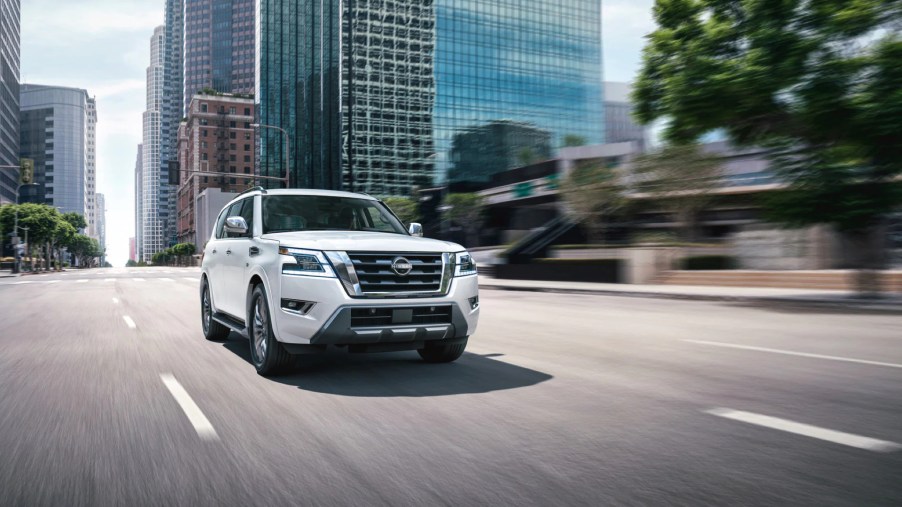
[184,0,255,113]
[140,26,165,262]
[95,192,106,255]
[0,0,20,204]
[604,82,647,151]
[19,84,94,215]
[134,144,143,260]
[162,0,185,247]
[129,236,136,263]
[176,93,255,248]
[255,0,605,196]
[449,121,552,185]
[85,97,98,237]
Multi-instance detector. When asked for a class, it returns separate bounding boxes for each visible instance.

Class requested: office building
[139,26,165,262]
[134,144,143,260]
[176,93,254,248]
[129,236,136,263]
[95,192,106,254]
[604,82,647,151]
[0,0,20,204]
[255,0,604,196]
[19,84,94,215]
[85,97,97,237]
[184,0,255,113]
[162,0,184,246]
[449,121,552,186]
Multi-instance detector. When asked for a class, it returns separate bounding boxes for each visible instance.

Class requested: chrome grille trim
[327,251,452,298]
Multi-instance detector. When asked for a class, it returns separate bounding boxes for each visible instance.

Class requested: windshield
[262,195,407,235]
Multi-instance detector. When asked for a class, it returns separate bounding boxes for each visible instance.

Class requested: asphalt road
[1,267,901,506]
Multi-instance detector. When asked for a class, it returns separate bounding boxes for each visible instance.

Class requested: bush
[680,255,737,270]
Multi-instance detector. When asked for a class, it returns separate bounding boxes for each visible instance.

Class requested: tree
[61,212,86,231]
[444,193,486,247]
[632,144,723,242]
[67,234,101,268]
[382,197,420,226]
[558,161,627,244]
[170,243,196,266]
[0,203,62,270]
[634,0,902,293]
[126,259,137,267]
[562,134,587,148]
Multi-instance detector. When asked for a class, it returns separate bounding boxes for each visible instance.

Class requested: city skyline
[19,0,655,266]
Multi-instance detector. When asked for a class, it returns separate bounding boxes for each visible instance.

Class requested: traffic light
[19,158,34,185]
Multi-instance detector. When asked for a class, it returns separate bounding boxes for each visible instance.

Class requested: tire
[201,279,230,341]
[248,285,294,376]
[417,337,468,363]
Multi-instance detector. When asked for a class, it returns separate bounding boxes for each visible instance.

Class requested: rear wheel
[248,285,294,376]
[201,279,229,341]
[417,337,468,363]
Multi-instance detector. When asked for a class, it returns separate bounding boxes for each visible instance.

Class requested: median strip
[706,408,901,452]
[684,339,902,369]
[160,374,218,441]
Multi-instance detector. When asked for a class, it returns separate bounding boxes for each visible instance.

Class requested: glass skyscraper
[0,0,20,204]
[256,0,604,195]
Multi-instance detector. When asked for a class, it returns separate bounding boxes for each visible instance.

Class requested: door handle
[249,246,260,256]
[226,249,232,255]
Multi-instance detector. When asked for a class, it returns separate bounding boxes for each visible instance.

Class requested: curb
[478,283,902,314]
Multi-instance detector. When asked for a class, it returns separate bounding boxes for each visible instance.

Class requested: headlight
[279,247,336,277]
[454,251,477,277]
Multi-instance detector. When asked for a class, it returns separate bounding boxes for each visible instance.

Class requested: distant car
[200,187,480,375]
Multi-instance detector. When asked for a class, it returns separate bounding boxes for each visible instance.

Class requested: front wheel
[248,285,294,376]
[417,337,468,363]
[201,279,229,341]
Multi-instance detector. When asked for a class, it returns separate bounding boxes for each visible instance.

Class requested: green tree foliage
[68,234,101,267]
[562,134,587,148]
[634,0,902,291]
[61,212,87,231]
[126,259,138,267]
[444,193,486,246]
[558,161,627,243]
[632,144,723,241]
[381,197,420,225]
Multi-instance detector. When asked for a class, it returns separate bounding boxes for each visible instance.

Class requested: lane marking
[132,278,145,282]
[45,280,59,284]
[684,340,902,370]
[105,278,115,282]
[13,281,31,285]
[77,279,89,283]
[706,408,902,452]
[160,277,174,282]
[160,374,219,441]
[112,297,119,304]
[122,315,136,329]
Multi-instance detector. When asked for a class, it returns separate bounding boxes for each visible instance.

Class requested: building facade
[449,120,552,185]
[184,0,255,113]
[19,84,93,215]
[95,192,106,256]
[162,0,184,246]
[134,144,143,260]
[139,26,165,262]
[84,97,98,237]
[604,82,647,151]
[255,0,605,196]
[0,0,20,204]
[176,93,254,248]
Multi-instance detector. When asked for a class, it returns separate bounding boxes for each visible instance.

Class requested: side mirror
[224,216,248,236]
[408,222,423,237]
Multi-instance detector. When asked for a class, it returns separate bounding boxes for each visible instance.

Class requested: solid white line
[13,281,31,285]
[45,280,59,284]
[77,279,89,283]
[684,340,902,369]
[160,277,174,282]
[112,297,119,304]
[122,315,136,329]
[706,408,902,452]
[132,278,145,282]
[160,374,218,441]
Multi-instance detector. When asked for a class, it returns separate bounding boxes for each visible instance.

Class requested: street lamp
[251,123,291,188]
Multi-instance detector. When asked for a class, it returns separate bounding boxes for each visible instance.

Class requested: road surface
[1,268,900,505]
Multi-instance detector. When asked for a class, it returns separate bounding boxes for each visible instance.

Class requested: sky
[20,0,656,267]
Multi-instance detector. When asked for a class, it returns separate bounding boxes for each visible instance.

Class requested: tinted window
[213,207,230,239]
[261,195,406,235]
[237,198,255,237]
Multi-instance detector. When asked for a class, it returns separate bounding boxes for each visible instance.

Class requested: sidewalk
[478,276,902,312]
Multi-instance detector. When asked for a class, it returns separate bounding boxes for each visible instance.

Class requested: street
[1,268,901,506]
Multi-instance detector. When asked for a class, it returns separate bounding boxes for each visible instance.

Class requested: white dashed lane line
[122,316,136,329]
[706,408,902,453]
[77,279,89,283]
[160,277,174,282]
[112,297,119,304]
[684,340,902,369]
[132,278,146,282]
[160,374,219,441]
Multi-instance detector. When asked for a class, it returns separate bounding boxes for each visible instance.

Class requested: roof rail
[237,186,266,197]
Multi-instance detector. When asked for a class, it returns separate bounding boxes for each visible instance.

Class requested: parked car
[200,187,480,375]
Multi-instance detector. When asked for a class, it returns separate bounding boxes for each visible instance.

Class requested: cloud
[602,0,657,82]
[21,1,163,39]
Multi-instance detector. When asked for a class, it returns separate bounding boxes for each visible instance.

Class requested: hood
[261,230,465,253]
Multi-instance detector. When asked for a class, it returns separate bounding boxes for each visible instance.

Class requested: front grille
[350,306,453,327]
[346,252,444,295]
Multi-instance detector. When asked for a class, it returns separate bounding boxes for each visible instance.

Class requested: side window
[238,197,255,238]
[214,207,230,239]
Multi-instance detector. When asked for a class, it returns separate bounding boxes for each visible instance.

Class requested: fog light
[468,296,479,310]
[281,299,315,315]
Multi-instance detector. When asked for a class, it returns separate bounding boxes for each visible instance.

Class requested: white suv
[200,188,480,375]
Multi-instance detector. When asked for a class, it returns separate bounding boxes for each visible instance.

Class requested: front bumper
[271,273,480,346]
